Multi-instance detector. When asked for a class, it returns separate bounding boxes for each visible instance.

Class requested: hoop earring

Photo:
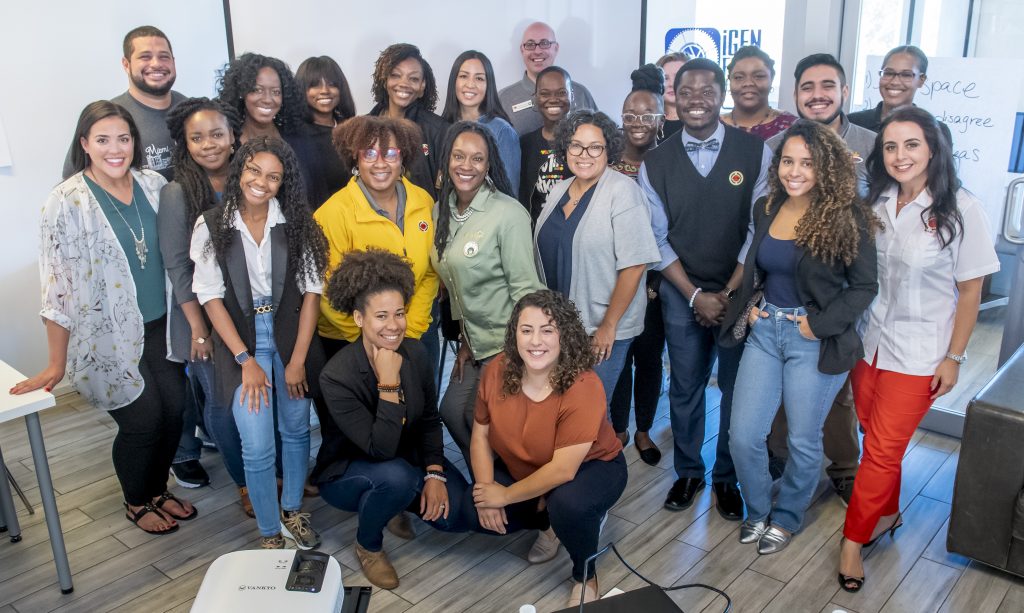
[351,167,360,177]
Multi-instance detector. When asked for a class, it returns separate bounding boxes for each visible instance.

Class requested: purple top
[722,111,798,142]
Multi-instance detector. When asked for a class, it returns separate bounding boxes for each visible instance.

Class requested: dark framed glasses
[522,39,555,51]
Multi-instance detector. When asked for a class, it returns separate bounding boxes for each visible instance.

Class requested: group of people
[9,20,1000,606]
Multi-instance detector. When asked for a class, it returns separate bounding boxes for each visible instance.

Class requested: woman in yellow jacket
[312,116,439,483]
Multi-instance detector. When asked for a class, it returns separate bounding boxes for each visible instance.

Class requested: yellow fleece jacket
[314,177,438,341]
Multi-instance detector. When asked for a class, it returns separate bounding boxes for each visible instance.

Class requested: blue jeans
[729,304,847,533]
[232,299,312,537]
[591,338,633,408]
[190,360,246,486]
[173,368,203,464]
[660,282,744,484]
[318,458,470,551]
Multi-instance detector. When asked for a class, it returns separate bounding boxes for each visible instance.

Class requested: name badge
[511,100,534,113]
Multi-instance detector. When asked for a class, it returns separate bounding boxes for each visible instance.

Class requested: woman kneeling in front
[470,289,627,608]
[315,249,471,589]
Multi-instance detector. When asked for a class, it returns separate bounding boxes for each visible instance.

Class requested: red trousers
[843,358,933,543]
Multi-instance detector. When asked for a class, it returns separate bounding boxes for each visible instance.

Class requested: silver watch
[945,351,967,365]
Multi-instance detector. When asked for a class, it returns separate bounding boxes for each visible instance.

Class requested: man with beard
[498,21,597,135]
[763,53,875,507]
[639,58,772,521]
[63,26,185,180]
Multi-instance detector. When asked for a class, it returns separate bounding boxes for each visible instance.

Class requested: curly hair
[205,137,328,287]
[332,115,422,166]
[371,44,438,113]
[166,97,242,227]
[294,55,357,123]
[766,120,880,265]
[866,106,962,248]
[216,53,304,135]
[553,110,625,166]
[500,290,596,396]
[434,122,515,254]
[326,248,415,317]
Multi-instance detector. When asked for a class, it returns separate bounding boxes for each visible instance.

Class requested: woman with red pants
[837,106,999,592]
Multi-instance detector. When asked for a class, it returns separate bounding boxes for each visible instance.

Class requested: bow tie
[684,139,720,152]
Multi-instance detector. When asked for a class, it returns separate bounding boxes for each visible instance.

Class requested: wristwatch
[234,350,252,366]
[945,351,967,365]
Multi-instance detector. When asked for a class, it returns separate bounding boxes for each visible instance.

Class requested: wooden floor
[1,310,1022,612]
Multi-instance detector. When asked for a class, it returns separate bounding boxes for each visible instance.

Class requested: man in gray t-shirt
[498,21,597,135]
[63,26,184,180]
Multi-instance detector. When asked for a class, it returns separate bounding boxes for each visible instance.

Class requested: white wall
[0,1,228,377]
[230,0,641,125]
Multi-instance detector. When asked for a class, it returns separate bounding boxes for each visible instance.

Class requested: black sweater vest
[645,126,764,291]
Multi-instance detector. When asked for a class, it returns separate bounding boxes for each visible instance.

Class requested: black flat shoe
[634,433,662,466]
[664,477,705,511]
[712,482,743,521]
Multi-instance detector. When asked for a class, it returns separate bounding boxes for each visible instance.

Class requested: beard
[131,71,175,97]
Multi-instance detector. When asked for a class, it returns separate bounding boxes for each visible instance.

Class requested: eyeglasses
[567,142,606,157]
[622,113,665,126]
[360,147,401,163]
[879,69,921,83]
[522,39,556,51]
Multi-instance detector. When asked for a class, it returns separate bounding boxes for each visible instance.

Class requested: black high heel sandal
[865,512,902,547]
[838,537,865,593]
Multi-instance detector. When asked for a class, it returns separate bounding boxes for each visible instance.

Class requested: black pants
[468,453,628,582]
[609,293,665,433]
[107,318,186,506]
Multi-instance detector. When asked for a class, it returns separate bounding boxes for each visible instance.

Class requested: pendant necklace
[94,175,148,269]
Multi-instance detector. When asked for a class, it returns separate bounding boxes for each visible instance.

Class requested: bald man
[498,21,597,135]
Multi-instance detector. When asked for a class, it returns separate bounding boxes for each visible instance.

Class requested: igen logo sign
[665,27,764,72]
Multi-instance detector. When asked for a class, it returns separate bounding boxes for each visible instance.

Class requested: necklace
[728,108,773,129]
[92,174,148,269]
[452,205,474,223]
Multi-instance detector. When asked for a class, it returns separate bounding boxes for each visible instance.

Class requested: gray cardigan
[157,181,208,362]
[533,168,661,339]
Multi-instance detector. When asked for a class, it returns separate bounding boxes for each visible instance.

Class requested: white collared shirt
[190,197,323,304]
[860,185,999,375]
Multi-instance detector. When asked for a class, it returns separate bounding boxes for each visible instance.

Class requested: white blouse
[860,186,1000,376]
[39,169,169,410]
[190,198,323,305]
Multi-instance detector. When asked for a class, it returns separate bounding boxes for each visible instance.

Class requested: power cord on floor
[579,542,732,613]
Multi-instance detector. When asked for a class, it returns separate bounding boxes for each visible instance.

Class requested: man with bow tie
[638,57,772,521]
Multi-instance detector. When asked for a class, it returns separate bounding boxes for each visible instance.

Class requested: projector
[192,549,344,613]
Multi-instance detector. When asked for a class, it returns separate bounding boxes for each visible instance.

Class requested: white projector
[192,549,344,613]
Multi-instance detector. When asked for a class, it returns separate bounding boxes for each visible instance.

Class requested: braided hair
[434,121,515,255]
[165,97,241,227]
[205,137,328,288]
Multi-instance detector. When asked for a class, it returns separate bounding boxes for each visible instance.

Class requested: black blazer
[313,338,446,484]
[203,208,325,408]
[720,196,878,374]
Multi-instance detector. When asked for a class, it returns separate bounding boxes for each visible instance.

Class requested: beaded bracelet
[688,287,703,308]
[424,472,447,483]
[377,382,401,393]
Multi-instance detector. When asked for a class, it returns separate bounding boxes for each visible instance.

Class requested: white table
[0,360,73,593]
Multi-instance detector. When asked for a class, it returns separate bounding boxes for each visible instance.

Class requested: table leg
[0,444,21,541]
[24,413,73,594]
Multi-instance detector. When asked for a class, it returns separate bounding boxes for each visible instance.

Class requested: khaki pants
[768,376,860,479]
